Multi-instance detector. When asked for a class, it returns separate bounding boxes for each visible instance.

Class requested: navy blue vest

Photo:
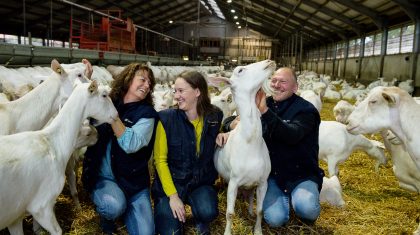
[152,108,222,200]
[263,94,324,192]
[82,100,158,197]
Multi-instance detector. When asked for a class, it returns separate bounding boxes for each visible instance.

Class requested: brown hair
[177,70,219,117]
[110,63,156,105]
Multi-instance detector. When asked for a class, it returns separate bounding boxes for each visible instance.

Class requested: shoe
[100,217,116,234]
[196,222,210,235]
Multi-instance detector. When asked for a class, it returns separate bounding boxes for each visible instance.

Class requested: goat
[212,60,275,235]
[0,59,89,135]
[347,86,420,170]
[0,81,118,234]
[319,121,386,176]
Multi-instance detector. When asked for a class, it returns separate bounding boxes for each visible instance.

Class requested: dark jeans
[154,185,218,235]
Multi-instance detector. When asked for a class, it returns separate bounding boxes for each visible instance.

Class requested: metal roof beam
[228,0,331,39]
[332,0,387,29]
[302,0,364,35]
[247,10,324,41]
[270,0,347,39]
[392,0,420,20]
[145,5,199,28]
[100,0,165,29]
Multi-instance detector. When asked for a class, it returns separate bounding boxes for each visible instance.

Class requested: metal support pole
[413,19,420,95]
[358,37,365,80]
[343,40,349,78]
[379,28,388,77]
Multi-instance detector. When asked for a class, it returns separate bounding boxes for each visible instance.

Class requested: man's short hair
[273,67,297,82]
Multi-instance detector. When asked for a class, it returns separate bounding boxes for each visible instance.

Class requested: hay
[2,99,420,235]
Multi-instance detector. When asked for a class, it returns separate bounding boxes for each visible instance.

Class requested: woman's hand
[169,193,186,223]
[216,132,230,147]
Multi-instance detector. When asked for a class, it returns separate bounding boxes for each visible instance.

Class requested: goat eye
[238,68,244,73]
[102,94,107,98]
[369,100,377,104]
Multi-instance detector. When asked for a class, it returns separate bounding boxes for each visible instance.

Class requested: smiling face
[270,68,298,102]
[174,77,200,113]
[124,69,152,103]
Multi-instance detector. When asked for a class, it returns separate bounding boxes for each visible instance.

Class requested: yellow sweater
[153,117,203,196]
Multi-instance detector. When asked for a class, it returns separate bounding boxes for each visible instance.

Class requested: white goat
[0,59,89,135]
[319,175,345,208]
[213,60,275,235]
[346,86,420,171]
[211,87,236,119]
[381,130,420,193]
[333,100,354,124]
[300,90,322,113]
[0,81,118,234]
[398,79,414,95]
[66,121,98,210]
[319,121,386,176]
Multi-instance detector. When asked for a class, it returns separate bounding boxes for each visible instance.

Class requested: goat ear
[88,80,98,94]
[382,91,397,106]
[207,76,231,89]
[227,94,233,103]
[51,59,66,75]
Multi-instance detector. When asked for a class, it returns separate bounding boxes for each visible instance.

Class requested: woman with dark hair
[153,70,223,235]
[82,63,158,235]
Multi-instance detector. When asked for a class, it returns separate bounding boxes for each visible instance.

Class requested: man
[217,67,324,227]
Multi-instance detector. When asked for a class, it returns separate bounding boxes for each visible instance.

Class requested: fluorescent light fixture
[227,0,232,3]
[231,9,235,13]
[238,26,242,28]
[183,56,189,61]
[234,16,238,19]
[236,22,239,25]
[232,59,237,62]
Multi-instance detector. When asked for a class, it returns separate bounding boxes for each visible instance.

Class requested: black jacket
[261,94,324,192]
[82,99,158,197]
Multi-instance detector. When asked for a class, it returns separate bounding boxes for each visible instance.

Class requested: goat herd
[0,59,419,234]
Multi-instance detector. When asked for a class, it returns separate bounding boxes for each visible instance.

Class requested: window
[373,33,382,55]
[364,35,374,56]
[336,42,344,59]
[319,46,326,60]
[401,24,414,53]
[347,39,361,58]
[387,27,401,54]
[327,44,334,60]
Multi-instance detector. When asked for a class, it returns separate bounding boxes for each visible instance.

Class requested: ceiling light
[234,16,238,19]
[227,0,232,3]
[231,9,235,13]
[236,22,239,25]
[238,26,241,28]
[169,20,173,24]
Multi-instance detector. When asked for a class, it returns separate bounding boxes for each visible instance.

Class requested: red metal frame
[70,10,136,53]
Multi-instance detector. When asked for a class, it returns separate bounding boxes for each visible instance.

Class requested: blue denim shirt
[99,118,155,180]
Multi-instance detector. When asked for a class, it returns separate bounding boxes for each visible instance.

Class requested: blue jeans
[92,178,154,235]
[262,177,321,227]
[154,185,218,235]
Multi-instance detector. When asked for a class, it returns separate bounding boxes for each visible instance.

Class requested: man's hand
[169,193,186,223]
[256,89,268,114]
[216,132,230,147]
